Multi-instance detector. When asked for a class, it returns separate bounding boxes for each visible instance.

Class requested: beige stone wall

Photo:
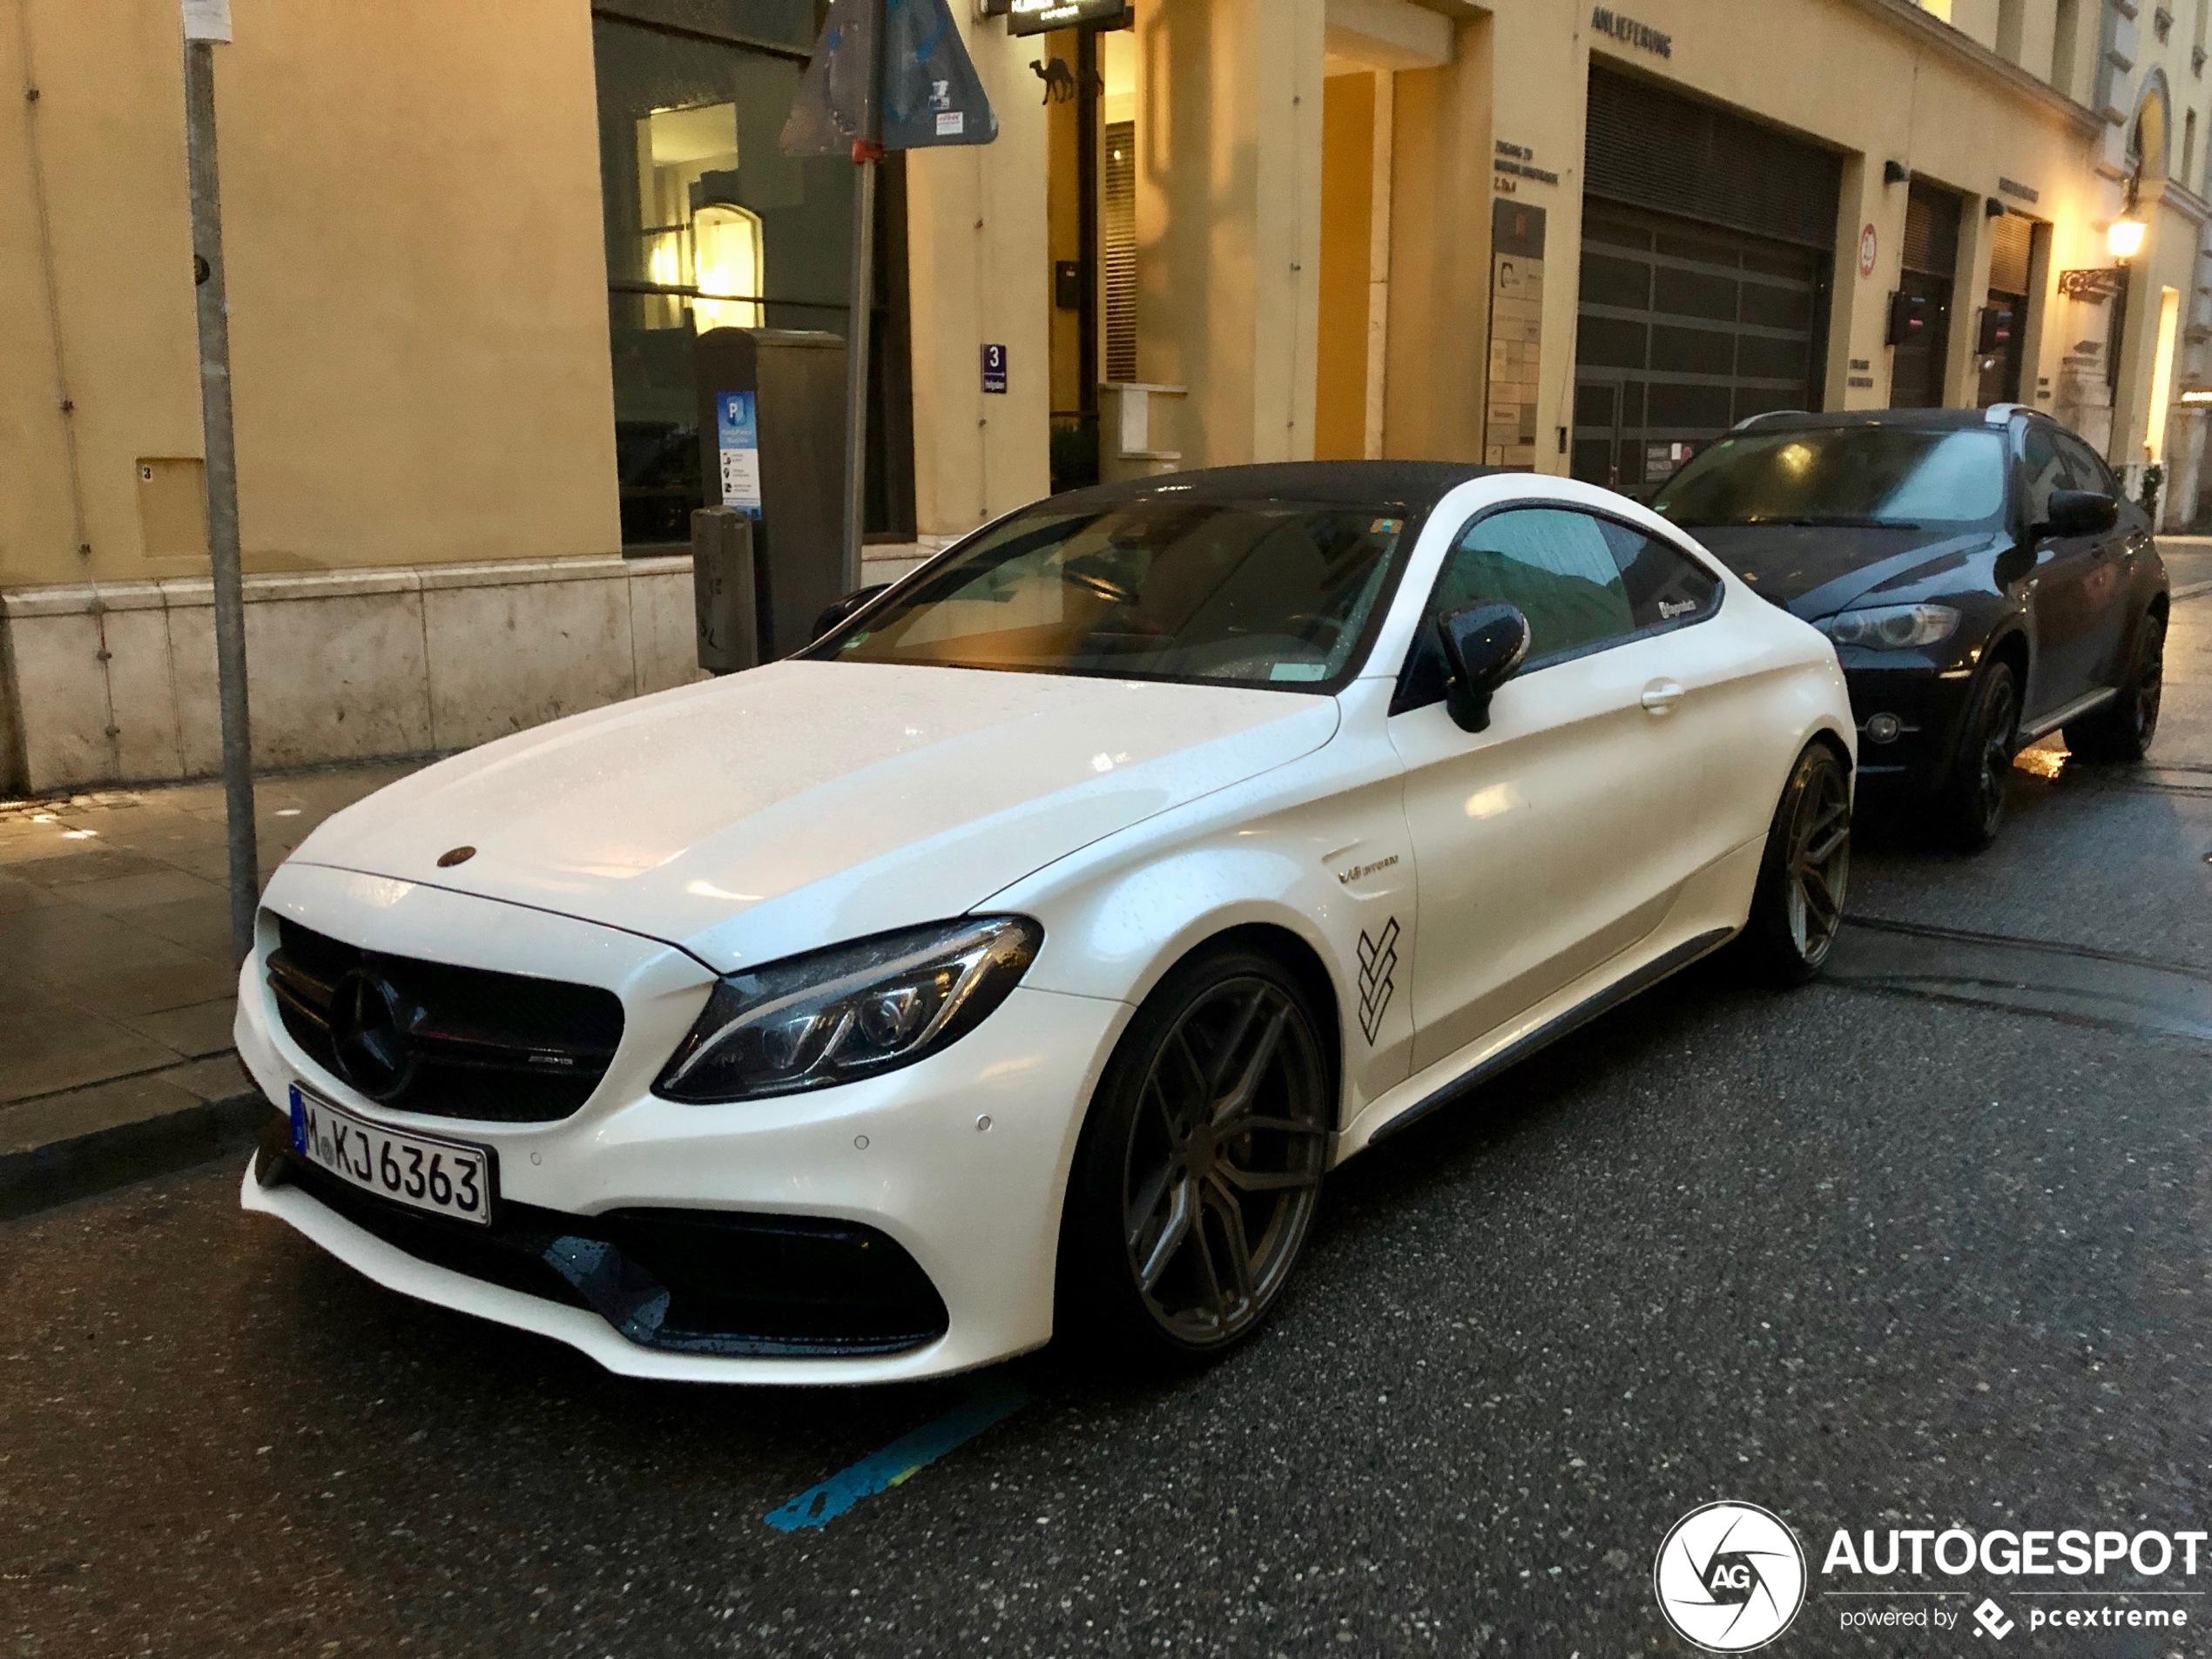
[904,7,1055,537]
[1129,0,1326,470]
[0,0,619,596]
[1,557,704,794]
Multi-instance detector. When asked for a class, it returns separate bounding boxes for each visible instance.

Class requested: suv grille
[266,917,624,1123]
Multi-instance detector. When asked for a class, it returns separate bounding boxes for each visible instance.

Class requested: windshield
[1651,427,2006,529]
[814,498,1407,690]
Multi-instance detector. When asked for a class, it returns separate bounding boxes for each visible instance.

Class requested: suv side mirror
[1439,603,1532,733]
[813,583,890,641]
[2037,489,2119,540]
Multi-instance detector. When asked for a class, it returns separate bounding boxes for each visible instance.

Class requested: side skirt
[1361,927,1737,1149]
[2019,685,2116,744]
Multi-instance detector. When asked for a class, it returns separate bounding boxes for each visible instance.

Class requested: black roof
[1725,406,2047,435]
[1051,461,1505,516]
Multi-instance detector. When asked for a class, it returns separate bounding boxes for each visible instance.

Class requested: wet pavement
[3,590,2209,1658]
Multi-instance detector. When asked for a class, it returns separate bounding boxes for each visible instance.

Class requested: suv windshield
[1651,426,2006,529]
[814,498,1406,690]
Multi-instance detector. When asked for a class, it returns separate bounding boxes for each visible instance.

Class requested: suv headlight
[1819,603,1961,651]
[655,916,1042,1103]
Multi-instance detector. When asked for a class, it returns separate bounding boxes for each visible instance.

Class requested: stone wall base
[0,555,711,796]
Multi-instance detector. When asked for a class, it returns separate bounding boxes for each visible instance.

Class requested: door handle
[1640,679,1683,714]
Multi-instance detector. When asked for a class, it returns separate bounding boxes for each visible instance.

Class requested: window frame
[1390,500,1728,718]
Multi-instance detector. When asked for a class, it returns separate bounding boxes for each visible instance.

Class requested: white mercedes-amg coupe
[239,462,1854,1383]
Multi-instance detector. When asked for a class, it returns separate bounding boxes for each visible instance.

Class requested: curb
[0,1089,271,1223]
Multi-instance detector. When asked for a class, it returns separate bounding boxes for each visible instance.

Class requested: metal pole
[838,0,882,596]
[841,155,878,597]
[183,38,259,964]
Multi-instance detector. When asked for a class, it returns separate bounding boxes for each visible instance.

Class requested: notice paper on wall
[716,391,763,516]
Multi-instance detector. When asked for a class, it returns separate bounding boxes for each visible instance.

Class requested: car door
[2051,428,2139,692]
[1386,504,1724,1075]
[2017,423,2118,717]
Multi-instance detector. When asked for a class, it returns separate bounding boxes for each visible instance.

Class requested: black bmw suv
[1650,407,2169,850]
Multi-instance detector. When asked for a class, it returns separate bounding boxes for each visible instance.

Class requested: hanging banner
[781,0,999,156]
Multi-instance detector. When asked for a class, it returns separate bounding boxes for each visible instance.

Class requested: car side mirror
[1438,603,1531,733]
[813,583,889,641]
[2035,489,2119,541]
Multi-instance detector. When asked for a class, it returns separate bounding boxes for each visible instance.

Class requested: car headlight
[1819,603,1961,651]
[654,916,1042,1103]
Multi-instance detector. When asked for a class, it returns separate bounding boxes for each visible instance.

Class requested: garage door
[1572,68,1840,494]
[1572,207,1826,493]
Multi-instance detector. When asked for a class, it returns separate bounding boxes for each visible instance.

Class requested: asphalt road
[6,589,2210,1659]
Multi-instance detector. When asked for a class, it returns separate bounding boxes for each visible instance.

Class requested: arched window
[691,204,765,330]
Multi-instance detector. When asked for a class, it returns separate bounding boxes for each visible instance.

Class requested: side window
[2021,426,2067,525]
[1429,508,1638,664]
[2053,430,2118,497]
[1395,507,1720,712]
[1602,518,1723,631]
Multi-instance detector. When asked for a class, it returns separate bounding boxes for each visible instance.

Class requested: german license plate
[289,1083,494,1226]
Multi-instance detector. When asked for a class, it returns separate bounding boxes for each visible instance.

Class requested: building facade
[0,0,2201,793]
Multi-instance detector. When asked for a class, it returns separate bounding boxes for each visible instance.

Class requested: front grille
[266,917,624,1123]
[256,1121,948,1357]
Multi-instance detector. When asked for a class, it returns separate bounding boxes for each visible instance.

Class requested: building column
[903,12,1051,539]
[1947,202,1997,408]
[1130,0,1325,469]
[1828,157,1900,411]
[1379,13,1493,462]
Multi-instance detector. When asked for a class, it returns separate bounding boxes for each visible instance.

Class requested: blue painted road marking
[762,1373,1028,1533]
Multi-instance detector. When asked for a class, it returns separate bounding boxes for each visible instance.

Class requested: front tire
[1058,946,1332,1369]
[1932,658,2020,853]
[1740,742,1851,986]
[2065,607,2165,763]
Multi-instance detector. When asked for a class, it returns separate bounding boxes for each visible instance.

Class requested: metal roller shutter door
[1574,69,1841,492]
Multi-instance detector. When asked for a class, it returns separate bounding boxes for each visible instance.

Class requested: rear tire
[2064,608,2165,763]
[1740,742,1851,986]
[1057,945,1332,1371]
[1932,659,2019,853]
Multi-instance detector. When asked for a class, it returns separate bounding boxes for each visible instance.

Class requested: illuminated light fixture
[2182,388,2212,404]
[2108,215,2148,260]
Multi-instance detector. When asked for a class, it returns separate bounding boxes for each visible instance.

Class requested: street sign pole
[181,12,259,964]
[785,0,996,595]
[840,139,878,596]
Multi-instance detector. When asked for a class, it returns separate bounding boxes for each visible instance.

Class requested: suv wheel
[1933,659,2019,853]
[2065,608,2165,763]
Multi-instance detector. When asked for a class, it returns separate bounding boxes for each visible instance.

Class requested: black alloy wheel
[1742,742,1852,985]
[1934,659,2020,853]
[1061,948,1332,1364]
[2065,608,2166,763]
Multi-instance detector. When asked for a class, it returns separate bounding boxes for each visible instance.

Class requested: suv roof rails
[1730,409,1810,430]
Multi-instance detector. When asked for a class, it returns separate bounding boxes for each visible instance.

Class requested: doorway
[1042,17,1135,493]
[1892,180,1962,408]
[1975,210,2034,405]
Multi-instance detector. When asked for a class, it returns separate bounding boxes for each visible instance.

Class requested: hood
[1689,524,1998,618]
[292,659,1339,972]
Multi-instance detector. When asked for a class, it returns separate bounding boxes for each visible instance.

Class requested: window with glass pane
[594,6,914,550]
[1433,509,1640,663]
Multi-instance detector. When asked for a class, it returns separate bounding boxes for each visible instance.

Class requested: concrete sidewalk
[0,759,424,1215]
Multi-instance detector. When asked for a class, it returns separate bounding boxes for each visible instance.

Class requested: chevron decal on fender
[1357,918,1399,1044]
